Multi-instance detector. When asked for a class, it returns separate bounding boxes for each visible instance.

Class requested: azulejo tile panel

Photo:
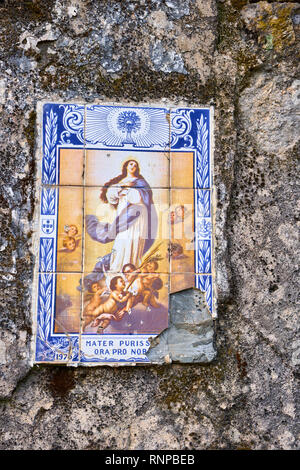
[33,102,215,365]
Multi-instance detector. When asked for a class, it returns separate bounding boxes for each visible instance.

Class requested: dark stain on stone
[24,110,36,156]
[0,0,55,22]
[235,351,247,378]
[40,62,216,104]
[23,110,37,221]
[49,368,75,398]
[231,0,248,11]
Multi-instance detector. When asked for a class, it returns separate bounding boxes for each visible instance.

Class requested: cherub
[140,260,162,310]
[58,224,81,253]
[86,276,131,333]
[168,205,187,225]
[64,224,79,237]
[175,205,186,222]
[62,236,76,252]
[168,242,188,259]
[82,280,108,329]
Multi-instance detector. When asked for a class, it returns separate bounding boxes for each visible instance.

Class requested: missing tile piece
[147,288,216,364]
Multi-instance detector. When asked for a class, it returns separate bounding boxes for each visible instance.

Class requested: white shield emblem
[42,218,54,234]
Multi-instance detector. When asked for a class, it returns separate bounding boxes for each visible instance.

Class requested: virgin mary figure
[85,159,157,279]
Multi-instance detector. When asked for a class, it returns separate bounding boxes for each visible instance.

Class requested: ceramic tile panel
[84,187,170,274]
[33,102,215,365]
[34,272,82,363]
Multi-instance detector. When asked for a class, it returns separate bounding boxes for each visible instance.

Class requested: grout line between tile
[79,104,88,363]
[168,107,171,338]
[40,184,213,190]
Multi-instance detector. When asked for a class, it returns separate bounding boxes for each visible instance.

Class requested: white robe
[107,178,148,272]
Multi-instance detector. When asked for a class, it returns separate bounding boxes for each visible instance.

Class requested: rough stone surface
[0,0,299,450]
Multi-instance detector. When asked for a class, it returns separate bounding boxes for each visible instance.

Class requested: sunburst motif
[117,111,141,143]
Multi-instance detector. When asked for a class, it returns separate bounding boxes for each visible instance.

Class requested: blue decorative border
[39,187,57,273]
[171,108,214,315]
[42,103,85,185]
[171,108,211,189]
[197,188,211,217]
[80,355,149,364]
[35,103,214,363]
[195,275,213,314]
[195,189,212,276]
[35,273,79,362]
[41,187,56,215]
[39,238,54,272]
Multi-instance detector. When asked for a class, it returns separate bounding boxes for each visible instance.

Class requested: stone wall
[0,0,299,449]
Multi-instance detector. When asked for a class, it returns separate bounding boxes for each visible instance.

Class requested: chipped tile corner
[147,287,217,365]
